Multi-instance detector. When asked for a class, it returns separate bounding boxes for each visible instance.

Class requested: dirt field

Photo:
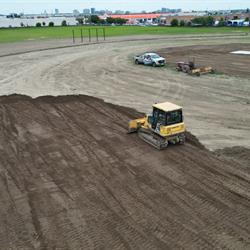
[157,43,250,78]
[0,94,250,250]
[0,35,250,150]
[0,35,250,249]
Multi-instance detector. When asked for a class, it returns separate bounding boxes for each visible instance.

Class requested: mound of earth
[0,94,249,249]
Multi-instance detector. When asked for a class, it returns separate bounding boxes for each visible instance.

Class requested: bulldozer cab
[149,103,183,131]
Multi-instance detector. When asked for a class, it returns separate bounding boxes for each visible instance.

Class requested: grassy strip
[0,26,248,43]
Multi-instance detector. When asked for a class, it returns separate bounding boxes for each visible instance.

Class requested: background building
[83,9,90,15]
[73,9,80,16]
[107,13,162,24]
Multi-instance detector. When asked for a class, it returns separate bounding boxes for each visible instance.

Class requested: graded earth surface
[0,34,250,249]
[0,94,249,250]
[0,34,250,150]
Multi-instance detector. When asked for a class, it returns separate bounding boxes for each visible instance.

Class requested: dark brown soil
[215,146,250,169]
[0,94,250,250]
[157,43,250,78]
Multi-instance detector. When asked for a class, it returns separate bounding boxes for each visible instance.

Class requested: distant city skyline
[0,0,249,14]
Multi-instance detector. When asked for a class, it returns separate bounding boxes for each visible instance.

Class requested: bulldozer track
[0,94,249,249]
[1,37,250,150]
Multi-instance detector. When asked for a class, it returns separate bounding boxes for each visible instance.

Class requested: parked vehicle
[134,53,166,67]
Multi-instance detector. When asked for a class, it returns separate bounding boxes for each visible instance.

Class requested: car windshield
[150,54,160,59]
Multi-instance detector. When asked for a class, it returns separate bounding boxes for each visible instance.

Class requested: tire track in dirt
[0,94,250,249]
[1,38,250,149]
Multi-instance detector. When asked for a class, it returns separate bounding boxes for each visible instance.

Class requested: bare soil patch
[0,94,249,249]
[1,37,250,150]
[158,43,250,78]
[215,146,250,169]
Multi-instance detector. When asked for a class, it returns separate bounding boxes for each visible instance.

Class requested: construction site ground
[0,94,250,250]
[157,43,250,78]
[0,34,250,249]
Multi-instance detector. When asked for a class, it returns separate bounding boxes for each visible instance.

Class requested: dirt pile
[0,94,250,249]
[1,38,250,150]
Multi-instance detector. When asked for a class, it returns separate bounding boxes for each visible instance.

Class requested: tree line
[170,16,250,27]
[34,16,127,28]
[77,15,127,25]
[35,21,55,27]
[170,16,215,27]
[33,15,249,28]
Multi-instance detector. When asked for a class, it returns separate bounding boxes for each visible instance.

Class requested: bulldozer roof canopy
[153,102,182,112]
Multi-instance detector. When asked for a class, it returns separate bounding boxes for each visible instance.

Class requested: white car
[134,53,166,67]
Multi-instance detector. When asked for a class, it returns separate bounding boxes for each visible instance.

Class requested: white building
[227,19,249,26]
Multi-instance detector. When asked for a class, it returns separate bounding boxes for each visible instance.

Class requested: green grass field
[0,26,249,43]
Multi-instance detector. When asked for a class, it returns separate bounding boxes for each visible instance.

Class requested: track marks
[0,94,250,249]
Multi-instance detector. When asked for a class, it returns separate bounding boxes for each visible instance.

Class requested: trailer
[176,60,214,76]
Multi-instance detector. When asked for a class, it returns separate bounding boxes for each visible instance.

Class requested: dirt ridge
[0,94,249,249]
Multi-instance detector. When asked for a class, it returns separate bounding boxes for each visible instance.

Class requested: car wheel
[135,60,139,64]
[152,62,156,67]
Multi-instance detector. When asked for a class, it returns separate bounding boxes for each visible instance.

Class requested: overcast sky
[0,0,249,14]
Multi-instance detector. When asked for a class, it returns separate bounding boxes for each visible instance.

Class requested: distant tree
[106,17,114,24]
[36,22,42,27]
[170,19,179,27]
[191,16,214,26]
[218,17,225,26]
[246,8,249,13]
[115,18,127,25]
[207,16,214,26]
[192,17,206,26]
[76,17,84,25]
[61,20,67,26]
[89,15,100,24]
[106,17,127,25]
[179,20,185,26]
[186,21,192,27]
[245,17,250,22]
[99,19,106,25]
[42,21,46,26]
[48,21,54,27]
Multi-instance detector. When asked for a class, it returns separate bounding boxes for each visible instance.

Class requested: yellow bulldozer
[128,102,186,150]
